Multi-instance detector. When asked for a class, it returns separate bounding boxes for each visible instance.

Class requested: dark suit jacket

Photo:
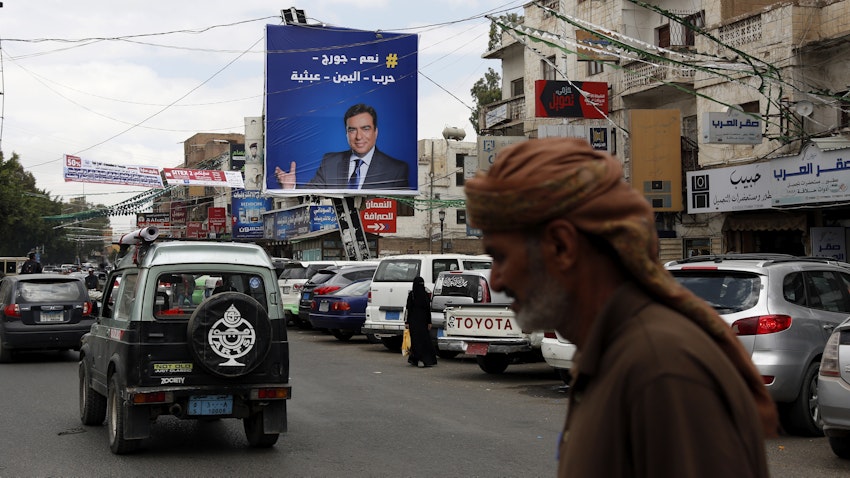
[304,148,410,190]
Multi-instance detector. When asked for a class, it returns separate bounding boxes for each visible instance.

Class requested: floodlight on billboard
[264,25,419,196]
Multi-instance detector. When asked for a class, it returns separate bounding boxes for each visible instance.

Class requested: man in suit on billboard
[274,103,409,191]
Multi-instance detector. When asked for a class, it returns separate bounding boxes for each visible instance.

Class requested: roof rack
[667,253,850,268]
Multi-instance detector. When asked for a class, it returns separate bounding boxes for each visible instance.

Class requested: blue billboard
[231,189,273,240]
[264,25,418,196]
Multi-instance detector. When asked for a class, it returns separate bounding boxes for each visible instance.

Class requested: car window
[280,266,307,280]
[805,271,850,313]
[114,273,139,321]
[461,260,492,270]
[153,271,269,320]
[373,259,421,282]
[17,280,85,302]
[782,272,807,306]
[435,274,488,302]
[432,259,460,278]
[334,280,371,296]
[672,271,760,313]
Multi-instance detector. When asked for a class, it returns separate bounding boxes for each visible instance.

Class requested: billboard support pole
[333,197,372,261]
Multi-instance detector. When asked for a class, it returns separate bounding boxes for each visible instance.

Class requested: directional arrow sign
[360,199,397,234]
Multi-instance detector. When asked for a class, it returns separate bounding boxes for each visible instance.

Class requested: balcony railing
[480,95,526,131]
[621,62,696,93]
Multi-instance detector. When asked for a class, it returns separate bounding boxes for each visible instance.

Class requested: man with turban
[464,137,776,477]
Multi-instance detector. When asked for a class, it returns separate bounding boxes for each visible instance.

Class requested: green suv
[78,231,291,454]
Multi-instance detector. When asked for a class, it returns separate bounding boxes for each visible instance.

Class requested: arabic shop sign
[687,142,850,212]
[702,111,762,145]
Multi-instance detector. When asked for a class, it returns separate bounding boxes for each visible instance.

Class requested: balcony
[480,95,526,135]
[620,61,696,97]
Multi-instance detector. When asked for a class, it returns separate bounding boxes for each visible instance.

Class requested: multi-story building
[481,0,850,261]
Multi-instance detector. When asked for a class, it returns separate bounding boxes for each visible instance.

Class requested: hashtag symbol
[385,53,398,68]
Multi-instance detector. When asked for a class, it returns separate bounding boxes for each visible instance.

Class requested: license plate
[40,310,63,323]
[386,310,400,320]
[319,301,329,312]
[187,395,233,416]
[282,286,291,294]
[466,342,489,356]
[437,328,444,337]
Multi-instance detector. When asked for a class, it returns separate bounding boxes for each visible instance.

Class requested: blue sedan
[308,279,371,341]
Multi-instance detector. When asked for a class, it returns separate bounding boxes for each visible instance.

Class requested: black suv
[78,231,291,453]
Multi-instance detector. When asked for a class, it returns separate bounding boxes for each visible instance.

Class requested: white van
[278,260,376,326]
[363,254,492,350]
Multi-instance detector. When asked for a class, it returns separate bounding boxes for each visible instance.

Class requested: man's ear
[541,219,580,272]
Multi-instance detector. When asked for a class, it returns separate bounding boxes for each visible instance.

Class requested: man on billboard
[274,103,409,191]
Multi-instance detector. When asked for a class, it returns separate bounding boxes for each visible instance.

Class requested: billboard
[64,154,163,188]
[534,80,608,119]
[265,25,418,196]
[232,189,273,240]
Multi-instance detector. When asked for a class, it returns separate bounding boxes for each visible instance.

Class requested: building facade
[481,0,850,262]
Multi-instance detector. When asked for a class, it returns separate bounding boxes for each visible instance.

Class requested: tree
[469,67,502,135]
[0,151,76,261]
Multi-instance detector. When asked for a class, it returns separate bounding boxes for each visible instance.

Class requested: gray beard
[512,246,573,333]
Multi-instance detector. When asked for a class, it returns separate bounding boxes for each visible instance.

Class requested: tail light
[332,301,352,311]
[3,304,20,319]
[294,283,303,292]
[479,277,491,303]
[310,300,317,310]
[367,290,372,303]
[544,331,556,339]
[820,329,842,377]
[83,301,92,316]
[731,315,792,335]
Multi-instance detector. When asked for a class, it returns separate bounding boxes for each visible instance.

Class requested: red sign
[360,198,397,234]
[208,207,227,234]
[187,221,206,239]
[534,80,608,119]
[170,201,187,225]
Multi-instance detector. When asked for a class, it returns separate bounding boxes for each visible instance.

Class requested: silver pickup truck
[434,270,545,374]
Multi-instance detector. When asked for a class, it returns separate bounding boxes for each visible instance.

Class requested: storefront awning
[722,213,807,232]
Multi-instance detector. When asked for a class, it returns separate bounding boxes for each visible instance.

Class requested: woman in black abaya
[405,276,437,367]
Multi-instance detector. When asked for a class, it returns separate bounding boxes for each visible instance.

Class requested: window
[511,77,524,97]
[586,61,603,76]
[113,273,139,321]
[456,153,467,186]
[397,201,414,217]
[457,210,467,225]
[805,271,850,313]
[542,55,557,80]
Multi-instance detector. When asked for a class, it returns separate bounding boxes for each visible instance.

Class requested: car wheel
[243,411,280,448]
[476,354,510,374]
[187,292,272,378]
[380,336,402,351]
[828,436,850,459]
[79,361,106,426]
[331,329,355,341]
[107,374,140,454]
[779,361,824,437]
[437,350,460,359]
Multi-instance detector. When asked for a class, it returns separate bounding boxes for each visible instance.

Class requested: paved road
[0,328,848,477]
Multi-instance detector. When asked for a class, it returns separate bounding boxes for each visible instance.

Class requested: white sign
[702,111,762,144]
[63,154,164,188]
[477,136,526,172]
[687,142,850,212]
[811,227,847,261]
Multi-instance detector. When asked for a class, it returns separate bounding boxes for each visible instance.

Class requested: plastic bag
[401,328,411,357]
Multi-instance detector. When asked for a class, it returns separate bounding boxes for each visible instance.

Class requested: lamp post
[438,209,446,254]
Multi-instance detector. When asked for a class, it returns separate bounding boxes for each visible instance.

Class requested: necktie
[349,158,362,189]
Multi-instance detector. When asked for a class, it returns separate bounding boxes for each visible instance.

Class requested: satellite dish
[792,100,814,117]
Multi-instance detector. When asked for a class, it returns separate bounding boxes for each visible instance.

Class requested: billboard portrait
[265,24,418,196]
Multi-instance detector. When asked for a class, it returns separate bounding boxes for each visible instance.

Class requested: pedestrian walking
[405,276,437,367]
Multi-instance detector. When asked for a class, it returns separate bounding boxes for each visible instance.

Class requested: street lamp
[438,209,446,254]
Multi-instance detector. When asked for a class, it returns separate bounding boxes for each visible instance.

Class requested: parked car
[277,260,348,325]
[309,279,372,341]
[79,235,291,454]
[0,273,94,361]
[431,269,509,358]
[541,331,577,384]
[297,263,377,328]
[364,254,492,350]
[819,316,850,459]
[665,253,850,436]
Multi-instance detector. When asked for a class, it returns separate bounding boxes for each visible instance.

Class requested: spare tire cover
[187,291,272,378]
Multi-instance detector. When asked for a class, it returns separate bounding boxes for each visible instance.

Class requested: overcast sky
[0,0,524,233]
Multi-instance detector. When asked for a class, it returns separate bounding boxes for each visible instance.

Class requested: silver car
[819,316,850,459]
[665,253,850,437]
